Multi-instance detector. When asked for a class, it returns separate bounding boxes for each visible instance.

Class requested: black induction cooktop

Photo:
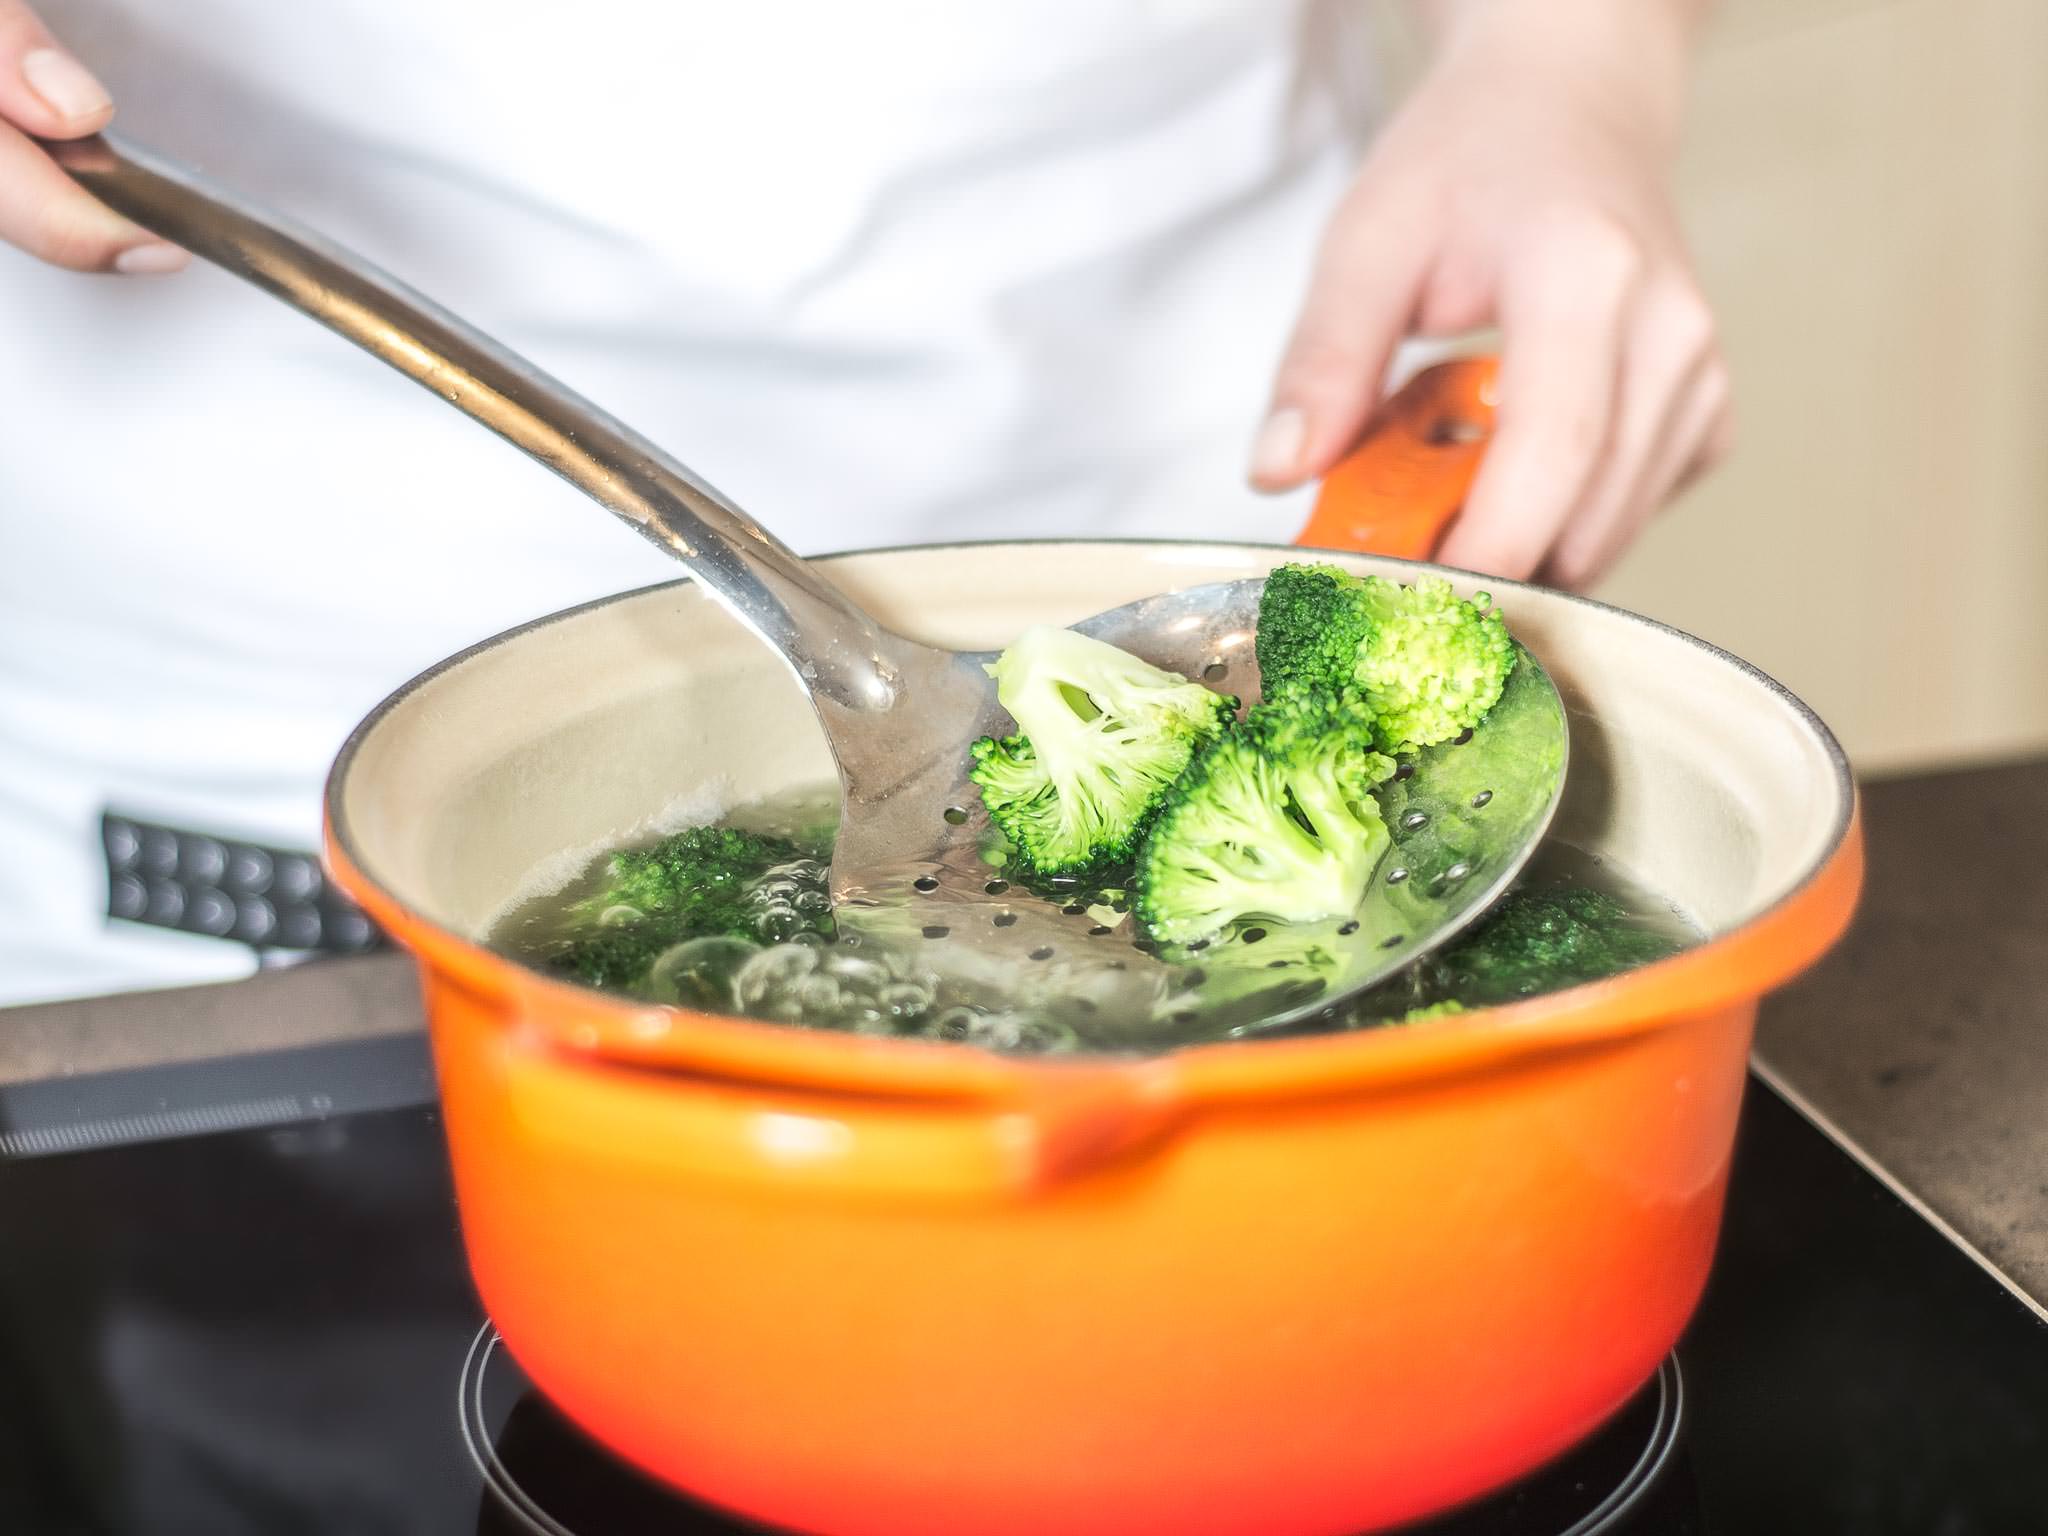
[1,1028,2044,1536]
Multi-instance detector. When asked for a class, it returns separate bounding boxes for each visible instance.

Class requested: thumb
[0,1,114,138]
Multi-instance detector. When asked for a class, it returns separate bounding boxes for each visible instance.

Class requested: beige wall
[1376,0,2048,772]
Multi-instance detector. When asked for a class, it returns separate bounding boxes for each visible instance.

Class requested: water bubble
[931,1007,977,1043]
[735,944,820,1011]
[881,981,932,1018]
[795,975,843,1015]
[755,908,805,943]
[828,956,891,994]
[647,936,759,1011]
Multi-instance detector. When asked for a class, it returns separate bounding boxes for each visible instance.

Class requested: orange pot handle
[505,1025,1186,1202]
[1294,356,1499,559]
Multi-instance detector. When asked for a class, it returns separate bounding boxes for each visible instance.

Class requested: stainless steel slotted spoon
[53,134,1566,1043]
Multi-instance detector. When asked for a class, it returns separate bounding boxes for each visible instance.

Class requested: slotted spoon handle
[45,134,905,714]
[1295,356,1499,560]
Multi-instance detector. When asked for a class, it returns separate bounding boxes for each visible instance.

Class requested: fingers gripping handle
[1295,357,1500,560]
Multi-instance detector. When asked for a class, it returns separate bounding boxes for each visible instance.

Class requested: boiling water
[488,786,1697,1054]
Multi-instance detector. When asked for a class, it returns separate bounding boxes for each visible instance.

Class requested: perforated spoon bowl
[53,134,1565,1039]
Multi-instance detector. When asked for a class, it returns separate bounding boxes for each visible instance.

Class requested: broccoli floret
[549,923,677,992]
[564,825,794,932]
[1133,692,1396,945]
[1254,563,1381,699]
[969,625,1236,879]
[1409,885,1682,1007]
[1400,999,1467,1024]
[1256,563,1515,752]
[538,825,825,993]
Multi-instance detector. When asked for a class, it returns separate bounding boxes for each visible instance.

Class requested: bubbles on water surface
[491,785,1702,1056]
[647,936,760,1011]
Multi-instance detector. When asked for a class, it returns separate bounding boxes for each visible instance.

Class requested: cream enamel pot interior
[326,541,1860,1536]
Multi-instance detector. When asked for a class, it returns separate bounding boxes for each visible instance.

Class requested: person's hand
[1251,0,1729,588]
[0,0,184,272]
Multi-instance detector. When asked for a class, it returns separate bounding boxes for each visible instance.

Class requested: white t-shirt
[0,0,1384,1004]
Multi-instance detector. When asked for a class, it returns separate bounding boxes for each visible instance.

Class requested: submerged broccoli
[1256,563,1515,752]
[1349,885,1682,1018]
[541,825,825,992]
[969,625,1236,879]
[563,825,794,931]
[1133,691,1396,945]
[1423,885,1681,1002]
[548,924,677,992]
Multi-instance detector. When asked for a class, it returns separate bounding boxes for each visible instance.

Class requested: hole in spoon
[984,878,1009,895]
[1241,927,1267,944]
[1029,946,1055,961]
[1337,920,1360,936]
[942,806,969,826]
[921,925,949,940]
[993,912,1018,928]
[1201,660,1229,682]
[913,875,939,893]
[1471,790,1493,808]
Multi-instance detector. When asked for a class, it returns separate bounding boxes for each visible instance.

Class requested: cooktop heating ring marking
[461,1325,578,1536]
[459,1322,1683,1536]
[1548,1356,1684,1536]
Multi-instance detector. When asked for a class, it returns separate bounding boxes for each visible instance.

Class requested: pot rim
[324,538,1862,1106]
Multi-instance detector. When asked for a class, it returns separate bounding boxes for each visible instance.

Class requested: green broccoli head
[1412,885,1682,1006]
[1351,575,1515,753]
[969,625,1236,879]
[548,922,676,992]
[1399,999,1468,1024]
[1256,564,1515,753]
[1133,691,1397,945]
[539,824,828,993]
[566,825,797,931]
[1254,563,1381,700]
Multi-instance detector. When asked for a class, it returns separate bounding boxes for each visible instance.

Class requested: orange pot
[325,364,1860,1535]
